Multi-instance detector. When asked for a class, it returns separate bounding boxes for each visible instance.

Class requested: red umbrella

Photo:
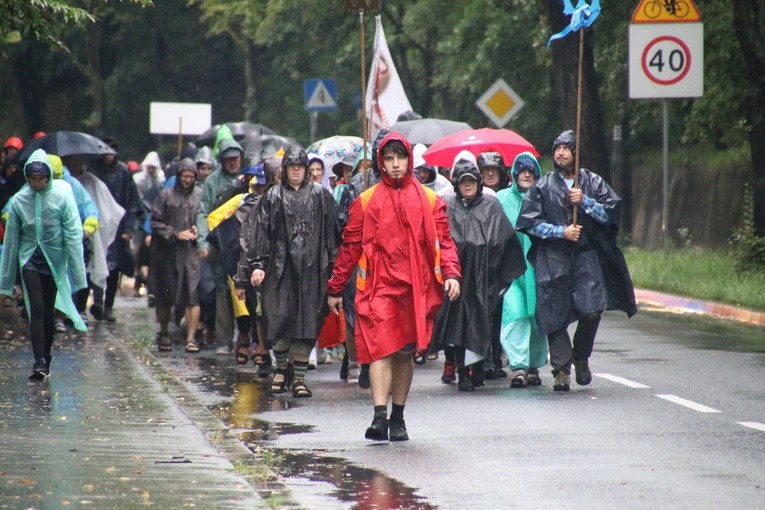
[422,128,540,168]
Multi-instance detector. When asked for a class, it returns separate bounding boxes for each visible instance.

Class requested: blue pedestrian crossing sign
[304,78,338,112]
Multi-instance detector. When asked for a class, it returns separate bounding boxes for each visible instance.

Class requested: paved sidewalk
[635,288,765,327]
[0,302,269,509]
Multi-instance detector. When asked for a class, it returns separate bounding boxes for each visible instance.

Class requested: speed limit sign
[629,23,703,98]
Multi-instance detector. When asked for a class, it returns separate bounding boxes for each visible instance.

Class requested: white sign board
[476,79,525,128]
[149,102,212,135]
[629,23,703,98]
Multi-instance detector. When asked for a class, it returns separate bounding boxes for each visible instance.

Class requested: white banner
[365,16,413,141]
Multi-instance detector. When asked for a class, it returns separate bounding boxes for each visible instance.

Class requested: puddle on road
[185,357,435,509]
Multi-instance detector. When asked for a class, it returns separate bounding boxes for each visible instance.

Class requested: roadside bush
[730,183,765,272]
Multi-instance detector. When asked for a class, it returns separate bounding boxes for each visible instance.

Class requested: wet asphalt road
[153,303,765,509]
[3,294,764,509]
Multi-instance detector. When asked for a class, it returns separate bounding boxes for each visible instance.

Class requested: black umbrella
[195,121,276,147]
[17,131,116,163]
[389,118,473,146]
[242,133,298,163]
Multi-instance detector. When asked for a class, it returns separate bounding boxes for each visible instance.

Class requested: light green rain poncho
[495,151,548,372]
[0,149,88,332]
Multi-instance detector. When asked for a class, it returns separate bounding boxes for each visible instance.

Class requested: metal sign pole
[662,99,669,245]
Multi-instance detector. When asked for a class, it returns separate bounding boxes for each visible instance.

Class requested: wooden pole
[359,10,371,189]
[573,27,584,226]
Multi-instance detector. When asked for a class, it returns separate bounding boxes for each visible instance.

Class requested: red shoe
[441,361,456,383]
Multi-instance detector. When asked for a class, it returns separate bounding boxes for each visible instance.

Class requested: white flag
[365,15,413,141]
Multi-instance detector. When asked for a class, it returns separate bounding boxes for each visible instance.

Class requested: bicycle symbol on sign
[643,0,690,19]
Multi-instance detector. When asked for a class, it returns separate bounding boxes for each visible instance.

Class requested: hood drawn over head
[195,146,214,167]
[450,150,483,197]
[23,148,53,190]
[477,151,508,190]
[413,143,437,183]
[281,145,310,186]
[377,131,413,188]
[509,151,541,195]
[218,138,244,162]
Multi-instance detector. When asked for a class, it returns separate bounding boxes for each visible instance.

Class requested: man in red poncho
[328,132,461,442]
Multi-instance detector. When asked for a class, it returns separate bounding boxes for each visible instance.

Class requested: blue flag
[547,0,601,47]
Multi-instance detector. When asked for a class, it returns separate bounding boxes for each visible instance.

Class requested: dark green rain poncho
[251,146,339,341]
[0,149,87,331]
[431,151,525,363]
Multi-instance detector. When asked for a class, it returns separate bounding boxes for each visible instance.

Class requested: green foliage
[625,246,765,311]
[730,183,765,273]
[0,0,152,50]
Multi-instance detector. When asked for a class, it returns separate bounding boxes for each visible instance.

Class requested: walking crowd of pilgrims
[0,123,635,441]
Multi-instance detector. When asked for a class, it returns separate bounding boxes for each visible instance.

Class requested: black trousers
[92,269,120,310]
[22,269,57,361]
[547,312,601,372]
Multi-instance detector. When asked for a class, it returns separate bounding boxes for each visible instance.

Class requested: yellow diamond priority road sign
[476,79,524,128]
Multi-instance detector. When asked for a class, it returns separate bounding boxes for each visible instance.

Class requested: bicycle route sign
[629,0,703,99]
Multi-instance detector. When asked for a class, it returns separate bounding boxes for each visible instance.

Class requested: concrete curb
[635,288,765,327]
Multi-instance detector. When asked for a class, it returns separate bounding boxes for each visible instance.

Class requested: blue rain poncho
[0,149,87,331]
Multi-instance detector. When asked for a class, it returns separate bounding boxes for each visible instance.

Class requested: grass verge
[624,247,765,311]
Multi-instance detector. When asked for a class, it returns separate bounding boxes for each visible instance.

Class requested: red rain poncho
[327,132,460,363]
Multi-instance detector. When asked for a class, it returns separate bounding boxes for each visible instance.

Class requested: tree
[732,0,765,236]
[543,0,609,181]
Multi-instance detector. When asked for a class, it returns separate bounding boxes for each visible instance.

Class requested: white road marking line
[656,394,722,413]
[737,422,765,432]
[594,373,651,388]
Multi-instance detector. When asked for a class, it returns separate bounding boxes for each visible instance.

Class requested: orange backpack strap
[421,186,443,284]
[355,185,378,291]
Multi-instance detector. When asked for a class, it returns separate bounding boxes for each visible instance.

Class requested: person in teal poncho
[0,149,87,379]
[496,152,548,388]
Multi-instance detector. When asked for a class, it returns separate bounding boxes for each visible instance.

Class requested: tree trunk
[544,0,610,182]
[242,40,258,121]
[732,0,765,236]
[13,43,47,136]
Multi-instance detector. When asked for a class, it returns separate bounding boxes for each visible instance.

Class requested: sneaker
[89,303,103,321]
[103,308,116,322]
[573,358,592,386]
[457,368,474,392]
[339,354,349,380]
[216,345,233,355]
[441,361,456,383]
[495,368,508,379]
[510,369,527,388]
[553,370,570,392]
[79,313,89,327]
[347,363,360,384]
[365,413,389,441]
[470,363,485,387]
[29,359,49,380]
[54,319,66,333]
[484,360,497,380]
[526,368,542,386]
[358,364,370,389]
[389,418,409,441]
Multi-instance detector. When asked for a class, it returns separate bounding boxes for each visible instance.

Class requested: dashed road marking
[737,422,765,432]
[656,394,721,413]
[594,373,650,388]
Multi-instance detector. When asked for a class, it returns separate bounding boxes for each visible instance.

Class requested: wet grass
[624,247,765,311]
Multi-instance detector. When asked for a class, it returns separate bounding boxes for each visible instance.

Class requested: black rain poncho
[147,159,202,307]
[515,167,636,334]
[432,158,526,362]
[251,146,339,341]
